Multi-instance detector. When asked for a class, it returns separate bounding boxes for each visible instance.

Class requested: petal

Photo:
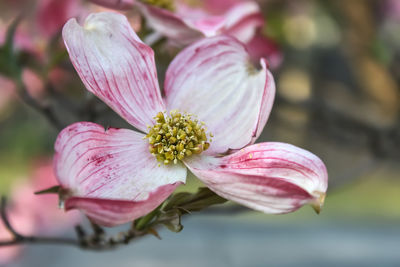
[203,0,242,14]
[185,142,328,214]
[251,63,275,144]
[176,5,226,37]
[88,0,135,10]
[137,3,204,46]
[214,1,264,43]
[54,122,186,225]
[65,184,177,227]
[246,33,283,69]
[136,1,263,46]
[62,12,164,132]
[164,36,275,155]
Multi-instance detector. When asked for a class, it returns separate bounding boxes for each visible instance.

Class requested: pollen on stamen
[145,110,211,165]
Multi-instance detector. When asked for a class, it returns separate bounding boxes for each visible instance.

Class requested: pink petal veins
[185,142,328,214]
[62,12,164,132]
[137,3,204,46]
[164,35,275,155]
[54,122,186,226]
[135,1,263,46]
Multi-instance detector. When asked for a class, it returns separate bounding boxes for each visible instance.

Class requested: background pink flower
[88,0,282,66]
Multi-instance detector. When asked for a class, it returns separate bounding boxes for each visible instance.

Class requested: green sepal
[163,187,227,213]
[34,185,61,195]
[134,205,162,231]
[157,209,183,233]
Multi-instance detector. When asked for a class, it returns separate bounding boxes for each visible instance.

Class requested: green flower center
[146,111,211,165]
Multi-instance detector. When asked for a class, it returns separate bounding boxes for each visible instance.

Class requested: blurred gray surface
[7,216,400,267]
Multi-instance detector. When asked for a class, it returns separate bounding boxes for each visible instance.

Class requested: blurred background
[0,0,399,266]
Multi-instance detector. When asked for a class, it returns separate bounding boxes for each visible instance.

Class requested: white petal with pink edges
[186,142,328,214]
[54,122,186,225]
[62,12,164,132]
[178,1,261,40]
[137,4,204,45]
[251,68,275,144]
[164,36,275,155]
[135,1,263,46]
[212,1,263,43]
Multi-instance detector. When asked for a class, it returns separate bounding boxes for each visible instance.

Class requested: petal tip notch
[311,191,326,214]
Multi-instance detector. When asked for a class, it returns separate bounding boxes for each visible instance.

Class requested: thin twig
[16,81,64,131]
[0,197,23,240]
[0,188,228,251]
[0,195,152,251]
[0,237,78,247]
[0,197,78,247]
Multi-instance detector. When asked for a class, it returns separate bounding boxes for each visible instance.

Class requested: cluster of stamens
[145,111,211,165]
[141,0,175,11]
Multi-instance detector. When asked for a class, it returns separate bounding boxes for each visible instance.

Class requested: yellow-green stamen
[140,0,175,11]
[145,111,211,165]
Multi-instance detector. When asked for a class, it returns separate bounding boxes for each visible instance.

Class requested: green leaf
[34,185,60,195]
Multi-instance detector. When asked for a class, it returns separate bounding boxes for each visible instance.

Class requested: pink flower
[136,0,263,45]
[88,0,282,66]
[56,12,327,227]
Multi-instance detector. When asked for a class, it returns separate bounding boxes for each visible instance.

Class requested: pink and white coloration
[88,0,282,67]
[56,12,327,227]
[136,0,263,45]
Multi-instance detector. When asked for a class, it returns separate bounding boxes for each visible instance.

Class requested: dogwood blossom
[55,12,327,227]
